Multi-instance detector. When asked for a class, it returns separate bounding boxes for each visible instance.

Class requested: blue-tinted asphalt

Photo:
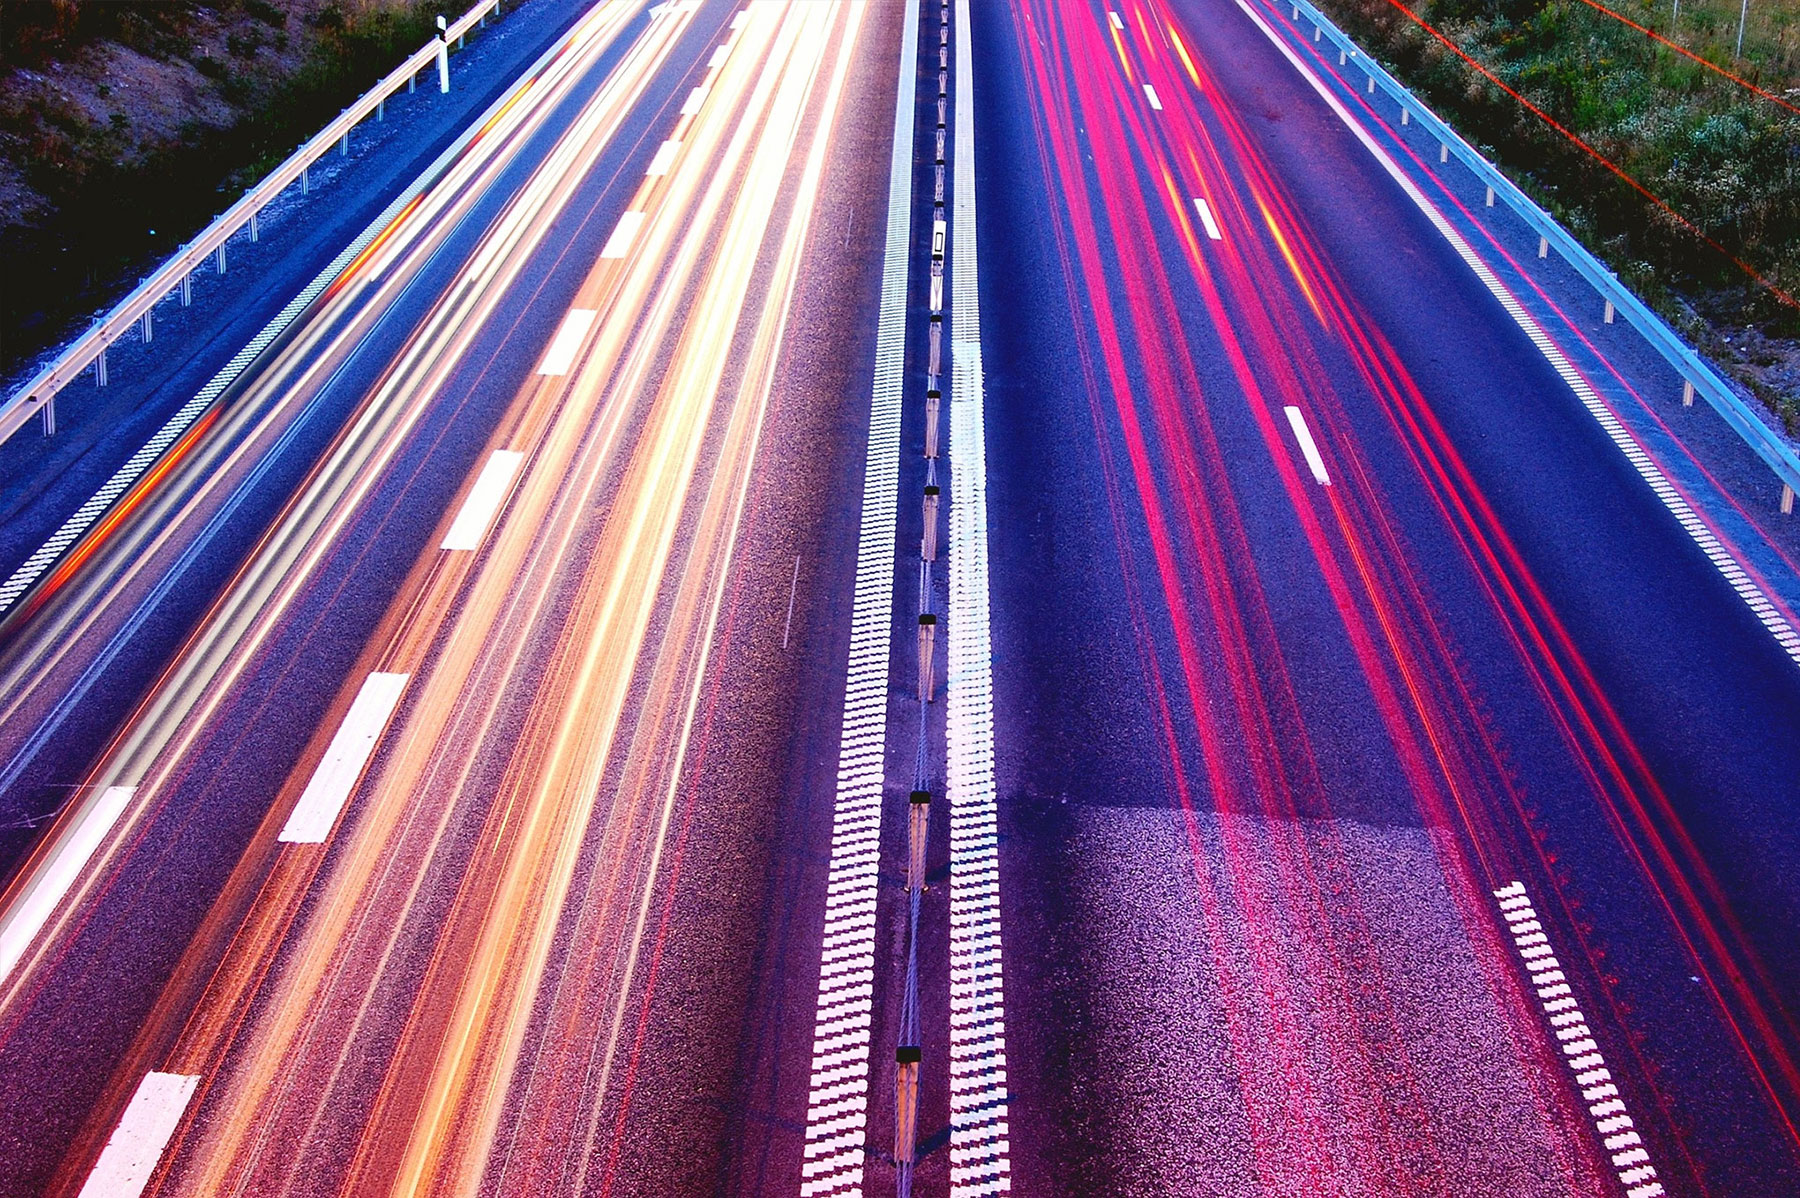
[0,5,744,1192]
[973,0,1799,1193]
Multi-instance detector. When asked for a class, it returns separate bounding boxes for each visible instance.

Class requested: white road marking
[1494,883,1665,1197]
[1109,10,1125,31]
[1235,0,1800,669]
[1143,81,1163,110]
[680,83,710,115]
[709,43,730,68]
[441,450,525,551]
[278,671,409,843]
[949,0,1012,1192]
[0,784,135,986]
[599,210,647,260]
[537,307,598,375]
[1284,405,1331,485]
[1192,196,1223,241]
[645,138,682,177]
[799,2,918,1193]
[731,9,749,30]
[78,1071,200,1198]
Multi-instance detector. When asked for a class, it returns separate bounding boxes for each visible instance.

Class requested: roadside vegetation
[1313,0,1800,431]
[0,0,449,375]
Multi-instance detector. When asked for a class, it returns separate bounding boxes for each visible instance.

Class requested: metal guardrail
[1276,0,1800,510]
[0,0,506,447]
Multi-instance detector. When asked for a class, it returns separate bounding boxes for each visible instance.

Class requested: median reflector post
[1604,299,1615,324]
[1538,236,1549,259]
[925,388,941,458]
[922,486,940,561]
[895,1044,922,1166]
[1683,379,1695,407]
[908,791,931,891]
[918,614,937,702]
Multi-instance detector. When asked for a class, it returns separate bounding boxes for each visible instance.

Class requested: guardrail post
[1313,24,1321,41]
[216,244,227,274]
[1538,236,1549,259]
[378,96,386,121]
[302,165,311,195]
[40,397,55,437]
[250,212,260,242]
[1401,107,1410,126]
[1604,300,1615,324]
[1439,142,1449,163]
[437,17,451,92]
[141,310,153,344]
[409,72,417,94]
[1485,186,1495,207]
[1366,74,1374,93]
[96,347,108,388]
[180,273,192,306]
[1683,380,1695,407]
[1784,485,1795,516]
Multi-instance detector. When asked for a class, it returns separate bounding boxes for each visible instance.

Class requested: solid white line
[441,449,525,551]
[278,671,408,843]
[1493,883,1664,1197]
[537,307,598,375]
[799,2,918,1193]
[599,210,647,261]
[1143,82,1163,110]
[0,784,134,985]
[78,1071,199,1198]
[1236,0,1800,669]
[680,83,709,115]
[1284,405,1331,485]
[1192,196,1223,241]
[645,138,682,177]
[1109,10,1125,31]
[949,0,1012,1192]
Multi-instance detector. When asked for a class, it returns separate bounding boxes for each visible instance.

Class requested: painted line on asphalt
[599,210,647,260]
[1494,882,1665,1197]
[278,671,408,843]
[799,2,919,1193]
[1284,405,1331,485]
[1109,10,1125,31]
[709,44,730,68]
[536,307,599,374]
[1235,0,1800,669]
[77,1071,199,1198]
[0,783,135,986]
[680,82,710,115]
[1143,81,1163,110]
[645,138,682,177]
[1192,196,1223,241]
[948,0,1012,1192]
[441,449,525,550]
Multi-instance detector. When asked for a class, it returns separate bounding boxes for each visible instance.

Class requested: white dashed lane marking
[1284,405,1331,485]
[441,449,525,551]
[1192,196,1223,241]
[278,671,408,844]
[78,1071,199,1198]
[535,307,598,375]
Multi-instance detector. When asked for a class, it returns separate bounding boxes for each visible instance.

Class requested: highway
[0,0,1796,1195]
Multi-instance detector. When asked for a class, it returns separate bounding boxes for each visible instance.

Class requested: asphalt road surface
[0,1,1795,1196]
